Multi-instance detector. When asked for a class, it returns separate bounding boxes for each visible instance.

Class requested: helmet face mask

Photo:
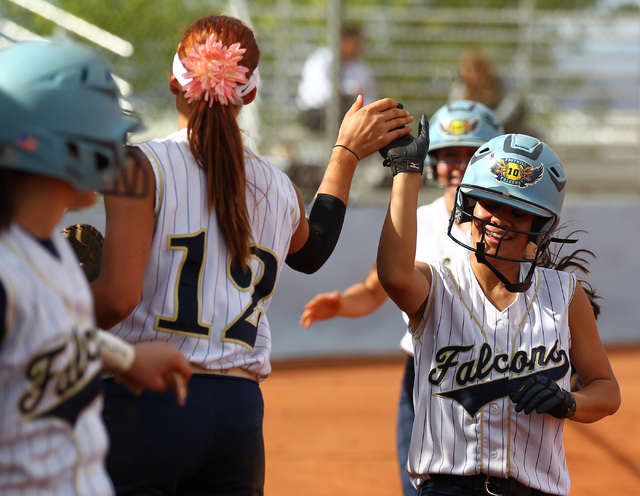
[430,146,477,189]
[448,134,566,292]
[449,186,554,265]
[0,39,144,195]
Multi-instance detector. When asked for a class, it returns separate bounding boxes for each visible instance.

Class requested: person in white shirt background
[296,26,377,132]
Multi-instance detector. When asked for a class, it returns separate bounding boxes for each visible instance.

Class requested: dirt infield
[262,347,640,496]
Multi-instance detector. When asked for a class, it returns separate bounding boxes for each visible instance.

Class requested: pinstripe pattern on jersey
[408,256,576,495]
[111,129,300,380]
[137,140,165,220]
[0,225,112,496]
[400,197,471,356]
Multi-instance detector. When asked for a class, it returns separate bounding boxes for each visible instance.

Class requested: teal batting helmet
[429,100,503,153]
[425,100,503,184]
[449,134,567,292]
[0,39,143,192]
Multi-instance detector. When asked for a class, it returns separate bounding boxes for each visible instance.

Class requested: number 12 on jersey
[154,230,278,350]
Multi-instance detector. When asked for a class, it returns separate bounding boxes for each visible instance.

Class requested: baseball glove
[62,223,104,283]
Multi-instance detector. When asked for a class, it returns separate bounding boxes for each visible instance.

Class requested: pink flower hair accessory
[173,33,252,107]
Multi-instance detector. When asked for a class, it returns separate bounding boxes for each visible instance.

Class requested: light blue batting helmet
[428,100,503,154]
[455,133,565,237]
[449,134,567,292]
[0,39,143,191]
[425,100,503,183]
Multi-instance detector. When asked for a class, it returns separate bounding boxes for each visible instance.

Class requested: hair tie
[172,33,258,107]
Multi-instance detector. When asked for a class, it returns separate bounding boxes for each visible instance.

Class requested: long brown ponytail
[177,15,259,269]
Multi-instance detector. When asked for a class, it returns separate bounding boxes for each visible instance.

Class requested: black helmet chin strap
[474,232,580,293]
[474,241,536,293]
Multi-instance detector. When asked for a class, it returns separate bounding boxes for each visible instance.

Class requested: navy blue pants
[103,375,264,496]
[397,356,418,496]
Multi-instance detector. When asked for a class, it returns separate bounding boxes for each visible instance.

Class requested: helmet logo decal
[17,135,39,153]
[438,115,481,136]
[488,152,544,188]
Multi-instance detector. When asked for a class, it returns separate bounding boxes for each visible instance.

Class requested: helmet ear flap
[453,189,477,225]
[528,215,556,249]
[530,216,548,237]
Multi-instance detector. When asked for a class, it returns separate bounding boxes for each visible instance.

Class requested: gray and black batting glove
[381,114,430,176]
[378,103,413,159]
[510,375,576,419]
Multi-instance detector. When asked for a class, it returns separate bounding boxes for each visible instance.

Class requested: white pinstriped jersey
[415,196,469,267]
[0,224,111,496]
[399,196,470,356]
[409,256,576,495]
[109,129,300,380]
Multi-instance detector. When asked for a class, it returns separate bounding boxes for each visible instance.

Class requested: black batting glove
[378,103,414,159]
[378,133,415,160]
[382,114,430,176]
[510,375,576,419]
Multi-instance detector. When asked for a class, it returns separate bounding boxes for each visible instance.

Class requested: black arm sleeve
[285,193,347,274]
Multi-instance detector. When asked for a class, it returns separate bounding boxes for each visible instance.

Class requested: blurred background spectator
[296,25,377,133]
[449,49,539,138]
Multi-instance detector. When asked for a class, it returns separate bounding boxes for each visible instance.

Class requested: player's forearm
[570,377,621,423]
[377,173,421,298]
[92,162,155,329]
[287,148,357,273]
[338,280,387,317]
[316,147,359,207]
[91,277,140,330]
[316,97,413,206]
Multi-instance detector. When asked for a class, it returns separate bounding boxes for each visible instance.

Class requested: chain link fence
[2,0,640,203]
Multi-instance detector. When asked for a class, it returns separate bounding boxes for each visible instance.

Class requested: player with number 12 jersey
[110,130,299,380]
